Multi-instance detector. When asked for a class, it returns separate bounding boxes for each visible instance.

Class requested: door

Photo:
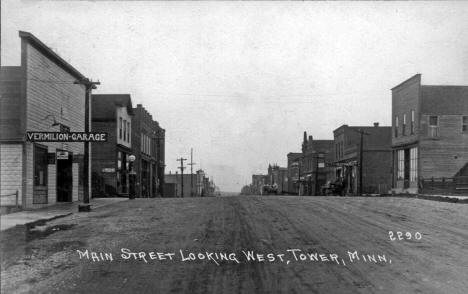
[57,151,73,202]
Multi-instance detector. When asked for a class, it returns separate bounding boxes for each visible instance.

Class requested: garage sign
[26,132,108,142]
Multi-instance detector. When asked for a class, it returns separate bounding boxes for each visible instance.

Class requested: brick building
[391,74,468,194]
[267,164,288,194]
[91,94,134,197]
[286,152,302,195]
[333,123,392,195]
[299,132,334,196]
[131,104,165,198]
[0,31,89,210]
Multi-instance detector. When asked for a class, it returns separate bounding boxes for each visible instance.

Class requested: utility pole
[74,78,100,212]
[188,148,196,197]
[355,128,370,196]
[177,157,187,197]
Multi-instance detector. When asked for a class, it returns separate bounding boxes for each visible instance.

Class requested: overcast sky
[2,1,468,192]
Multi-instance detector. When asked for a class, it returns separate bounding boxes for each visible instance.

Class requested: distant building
[391,74,468,194]
[251,174,268,195]
[0,31,89,210]
[165,170,215,197]
[299,132,334,196]
[91,94,134,197]
[267,164,288,194]
[333,123,392,195]
[286,152,302,195]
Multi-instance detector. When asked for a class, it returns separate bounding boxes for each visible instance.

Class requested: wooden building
[91,94,134,197]
[391,74,468,194]
[0,31,89,210]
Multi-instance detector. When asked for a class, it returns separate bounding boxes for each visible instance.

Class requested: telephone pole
[177,157,187,197]
[74,78,100,212]
[355,128,370,196]
[187,148,196,197]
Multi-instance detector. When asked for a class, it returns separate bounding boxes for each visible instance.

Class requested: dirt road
[1,196,467,293]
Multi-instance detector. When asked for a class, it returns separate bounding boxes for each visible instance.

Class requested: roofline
[421,85,468,88]
[19,31,87,81]
[391,73,421,91]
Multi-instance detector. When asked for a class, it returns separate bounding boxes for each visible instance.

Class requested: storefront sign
[56,151,69,160]
[102,168,116,173]
[26,132,108,142]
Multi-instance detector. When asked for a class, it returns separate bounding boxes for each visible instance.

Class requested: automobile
[261,184,278,195]
[321,181,343,196]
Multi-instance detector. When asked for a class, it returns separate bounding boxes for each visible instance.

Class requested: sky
[2,1,468,192]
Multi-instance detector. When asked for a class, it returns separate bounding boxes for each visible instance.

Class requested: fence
[0,190,20,207]
[420,176,468,195]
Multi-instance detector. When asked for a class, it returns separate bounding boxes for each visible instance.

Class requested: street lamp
[128,154,136,199]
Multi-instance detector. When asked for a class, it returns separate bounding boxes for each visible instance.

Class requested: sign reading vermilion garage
[26,132,108,142]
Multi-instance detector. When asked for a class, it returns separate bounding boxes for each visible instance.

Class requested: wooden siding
[0,144,23,206]
[0,67,23,141]
[419,114,468,178]
[23,42,86,208]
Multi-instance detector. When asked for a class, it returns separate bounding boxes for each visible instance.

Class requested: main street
[1,196,467,294]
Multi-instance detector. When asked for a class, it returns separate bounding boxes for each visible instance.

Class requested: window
[462,116,468,132]
[397,150,404,180]
[402,113,406,136]
[127,122,131,142]
[409,147,418,182]
[428,116,439,138]
[119,117,123,139]
[123,119,127,141]
[395,116,399,137]
[410,110,415,134]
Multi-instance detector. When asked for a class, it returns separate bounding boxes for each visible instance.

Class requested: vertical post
[315,154,319,196]
[177,157,186,197]
[359,130,364,196]
[84,86,90,205]
[75,79,99,212]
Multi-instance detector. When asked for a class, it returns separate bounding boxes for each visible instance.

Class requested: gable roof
[92,94,134,120]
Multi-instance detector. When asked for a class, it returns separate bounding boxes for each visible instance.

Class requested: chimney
[374,122,379,127]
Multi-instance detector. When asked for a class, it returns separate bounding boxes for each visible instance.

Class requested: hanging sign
[56,151,69,160]
[26,132,108,142]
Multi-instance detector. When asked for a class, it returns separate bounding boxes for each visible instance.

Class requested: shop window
[409,147,418,182]
[34,145,48,186]
[397,150,404,180]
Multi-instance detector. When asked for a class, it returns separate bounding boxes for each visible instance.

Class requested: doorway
[57,151,73,202]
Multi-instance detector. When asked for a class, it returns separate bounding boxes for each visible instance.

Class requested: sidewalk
[0,198,127,231]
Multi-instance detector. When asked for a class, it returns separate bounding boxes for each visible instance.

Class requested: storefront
[0,31,93,209]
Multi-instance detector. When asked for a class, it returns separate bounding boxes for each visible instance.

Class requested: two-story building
[391,74,468,194]
[131,104,165,198]
[91,94,134,197]
[333,123,392,195]
[299,132,334,196]
[0,31,90,210]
